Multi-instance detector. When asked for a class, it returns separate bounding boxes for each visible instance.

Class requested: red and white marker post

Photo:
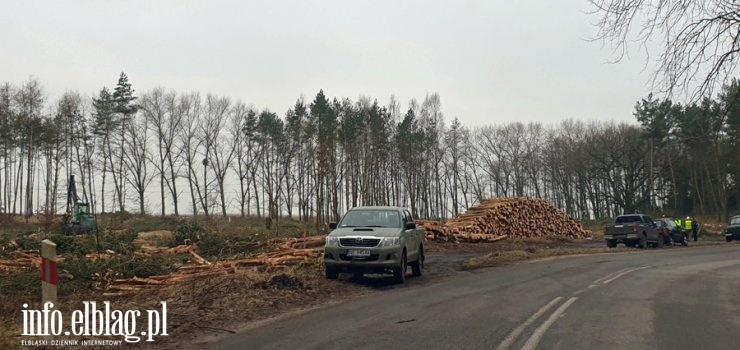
[40,239,57,309]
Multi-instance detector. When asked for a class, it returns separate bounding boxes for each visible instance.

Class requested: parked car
[653,218,689,246]
[323,206,425,283]
[604,214,663,248]
[725,215,740,242]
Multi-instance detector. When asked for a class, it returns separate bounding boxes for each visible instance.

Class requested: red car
[653,218,689,246]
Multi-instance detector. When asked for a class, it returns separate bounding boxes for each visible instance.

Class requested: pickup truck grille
[340,254,380,261]
[340,238,381,247]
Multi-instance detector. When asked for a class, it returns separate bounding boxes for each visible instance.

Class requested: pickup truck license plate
[347,249,371,257]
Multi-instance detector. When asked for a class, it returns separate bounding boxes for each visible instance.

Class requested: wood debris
[1,240,19,252]
[102,235,326,296]
[85,250,117,261]
[137,244,195,255]
[0,250,42,271]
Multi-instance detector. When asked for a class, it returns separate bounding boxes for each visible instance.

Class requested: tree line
[1,73,739,230]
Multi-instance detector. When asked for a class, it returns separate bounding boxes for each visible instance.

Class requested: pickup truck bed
[604,214,662,248]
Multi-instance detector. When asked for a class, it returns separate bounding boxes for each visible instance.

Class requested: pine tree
[92,87,116,213]
[111,72,139,212]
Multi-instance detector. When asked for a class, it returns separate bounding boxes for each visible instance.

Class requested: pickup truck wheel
[393,252,407,283]
[727,236,733,242]
[411,246,424,277]
[325,266,339,280]
[638,234,648,249]
[606,240,617,248]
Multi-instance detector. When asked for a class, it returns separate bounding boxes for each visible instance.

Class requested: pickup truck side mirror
[404,222,416,230]
[329,222,337,230]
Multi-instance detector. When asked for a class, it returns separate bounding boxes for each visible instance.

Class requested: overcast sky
[1,0,656,126]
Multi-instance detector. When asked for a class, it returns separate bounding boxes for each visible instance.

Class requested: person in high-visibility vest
[684,216,693,240]
[675,217,683,229]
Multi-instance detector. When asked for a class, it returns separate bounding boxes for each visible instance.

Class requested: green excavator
[61,175,97,234]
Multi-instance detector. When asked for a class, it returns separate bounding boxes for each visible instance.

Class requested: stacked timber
[415,220,447,241]
[443,197,590,240]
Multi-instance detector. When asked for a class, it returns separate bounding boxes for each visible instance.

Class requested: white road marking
[592,267,630,284]
[600,265,649,285]
[520,297,578,350]
[500,266,649,350]
[495,297,564,350]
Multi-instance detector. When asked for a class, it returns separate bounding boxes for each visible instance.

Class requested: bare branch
[590,0,740,99]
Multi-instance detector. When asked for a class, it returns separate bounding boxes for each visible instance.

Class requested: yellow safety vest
[684,219,692,231]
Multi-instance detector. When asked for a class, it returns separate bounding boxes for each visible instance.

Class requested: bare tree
[0,83,14,216]
[141,88,182,216]
[203,95,234,217]
[590,0,740,98]
[14,78,44,218]
[123,113,154,214]
[444,117,464,216]
[177,93,204,216]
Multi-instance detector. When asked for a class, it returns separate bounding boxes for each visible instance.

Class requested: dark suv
[725,215,740,242]
[653,218,688,246]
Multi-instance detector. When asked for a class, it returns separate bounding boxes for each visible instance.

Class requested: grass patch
[581,218,612,239]
[47,230,139,256]
[463,247,632,270]
[698,230,726,241]
[0,270,38,297]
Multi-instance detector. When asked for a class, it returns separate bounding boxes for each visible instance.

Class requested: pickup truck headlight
[325,236,339,247]
[380,237,400,247]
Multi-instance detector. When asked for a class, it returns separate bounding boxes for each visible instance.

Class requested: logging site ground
[0,208,731,350]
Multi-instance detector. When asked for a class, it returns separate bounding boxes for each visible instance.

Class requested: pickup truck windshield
[731,217,740,225]
[339,210,401,228]
[615,215,643,223]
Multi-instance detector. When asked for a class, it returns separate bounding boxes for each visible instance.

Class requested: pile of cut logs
[101,235,326,296]
[416,197,590,242]
[444,197,590,240]
[415,220,447,241]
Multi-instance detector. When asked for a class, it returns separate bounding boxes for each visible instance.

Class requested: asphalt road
[213,244,740,350]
